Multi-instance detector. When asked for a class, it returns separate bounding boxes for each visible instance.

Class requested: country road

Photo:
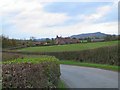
[60,65,118,88]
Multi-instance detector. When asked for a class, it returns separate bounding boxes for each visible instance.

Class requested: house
[55,36,80,45]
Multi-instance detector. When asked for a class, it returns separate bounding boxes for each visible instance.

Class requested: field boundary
[2,45,119,66]
[2,45,117,54]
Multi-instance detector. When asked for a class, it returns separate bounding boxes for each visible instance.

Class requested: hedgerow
[3,44,119,65]
[2,52,24,61]
[2,56,60,88]
[47,45,118,65]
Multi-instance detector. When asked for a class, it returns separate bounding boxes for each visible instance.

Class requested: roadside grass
[0,76,1,90]
[16,41,118,52]
[60,60,119,72]
[57,79,67,89]
[0,83,1,90]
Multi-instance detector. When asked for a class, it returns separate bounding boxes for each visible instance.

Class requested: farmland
[1,40,119,88]
[16,41,118,52]
[2,42,119,88]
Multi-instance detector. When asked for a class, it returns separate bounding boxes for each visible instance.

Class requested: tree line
[1,35,120,49]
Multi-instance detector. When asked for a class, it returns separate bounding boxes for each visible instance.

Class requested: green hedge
[2,56,60,88]
[47,45,119,65]
[2,53,24,61]
[3,45,119,65]
[26,45,118,65]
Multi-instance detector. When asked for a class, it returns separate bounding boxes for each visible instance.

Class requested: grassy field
[60,60,119,71]
[17,41,118,52]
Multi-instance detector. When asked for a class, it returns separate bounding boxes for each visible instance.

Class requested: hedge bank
[2,56,60,88]
[3,45,119,65]
[49,45,119,65]
[2,52,24,61]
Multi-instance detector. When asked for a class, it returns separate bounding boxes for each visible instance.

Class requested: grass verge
[60,60,119,72]
[57,79,67,89]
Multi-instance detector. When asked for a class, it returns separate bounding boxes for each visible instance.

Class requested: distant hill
[71,32,110,39]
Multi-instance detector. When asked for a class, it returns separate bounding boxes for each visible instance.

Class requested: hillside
[16,41,118,53]
[71,32,109,39]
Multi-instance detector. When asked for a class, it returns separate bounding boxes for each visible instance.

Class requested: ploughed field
[17,41,118,52]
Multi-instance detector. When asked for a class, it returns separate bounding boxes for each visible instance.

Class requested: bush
[2,56,60,88]
[47,45,118,65]
[3,45,119,65]
[2,52,24,61]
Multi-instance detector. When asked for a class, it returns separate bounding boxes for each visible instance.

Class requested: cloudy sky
[1,0,118,39]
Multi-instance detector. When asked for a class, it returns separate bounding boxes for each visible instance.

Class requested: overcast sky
[1,0,119,39]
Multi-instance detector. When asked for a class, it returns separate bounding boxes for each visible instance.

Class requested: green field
[17,41,118,52]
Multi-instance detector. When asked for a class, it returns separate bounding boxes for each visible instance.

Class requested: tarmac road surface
[60,64,118,88]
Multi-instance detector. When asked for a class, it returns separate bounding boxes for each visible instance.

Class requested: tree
[30,37,35,41]
[73,37,77,39]
[11,39,17,46]
[104,35,117,41]
[2,35,17,48]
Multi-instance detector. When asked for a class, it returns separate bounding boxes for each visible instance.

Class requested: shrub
[2,53,24,61]
[2,56,60,88]
[3,45,119,65]
[47,45,118,65]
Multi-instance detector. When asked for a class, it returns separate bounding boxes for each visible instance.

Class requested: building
[55,36,80,45]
